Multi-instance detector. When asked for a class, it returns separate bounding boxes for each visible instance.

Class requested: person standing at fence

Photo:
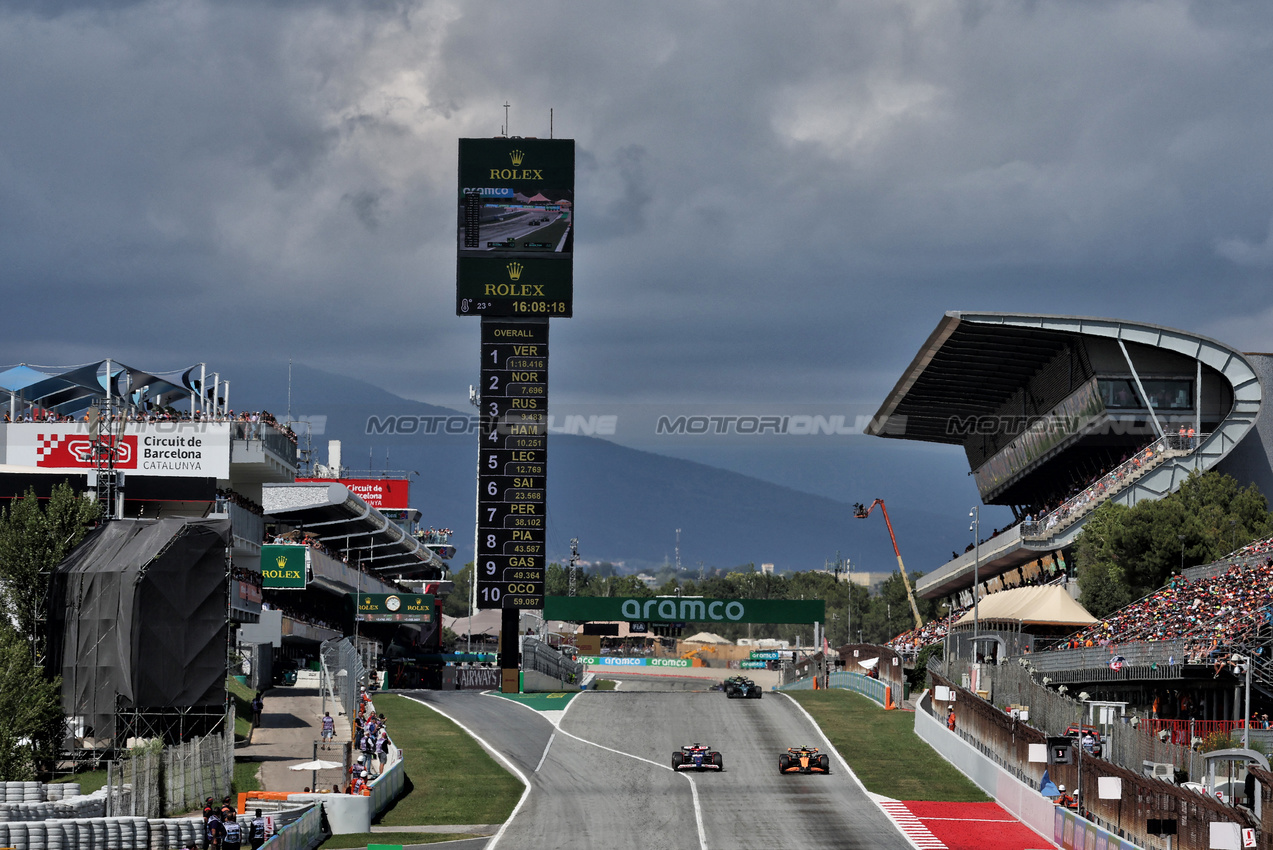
[222,815,242,850]
[361,716,377,767]
[321,711,335,750]
[376,724,390,774]
[251,692,264,727]
[946,707,956,731]
[249,810,267,850]
[202,797,216,823]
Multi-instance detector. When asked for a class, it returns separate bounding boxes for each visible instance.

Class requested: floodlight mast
[852,499,923,630]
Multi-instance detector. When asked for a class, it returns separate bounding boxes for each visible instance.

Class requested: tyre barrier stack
[0,792,115,821]
[0,781,205,850]
[0,782,46,803]
[0,815,207,850]
[0,783,84,804]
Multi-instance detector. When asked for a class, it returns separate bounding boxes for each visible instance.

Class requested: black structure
[46,517,231,746]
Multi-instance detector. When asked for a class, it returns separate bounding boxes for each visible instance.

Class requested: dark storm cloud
[2,0,1273,402]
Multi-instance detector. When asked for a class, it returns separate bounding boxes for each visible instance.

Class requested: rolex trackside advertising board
[353,593,434,623]
[544,596,826,625]
[260,545,309,590]
[3,422,231,478]
[456,138,574,318]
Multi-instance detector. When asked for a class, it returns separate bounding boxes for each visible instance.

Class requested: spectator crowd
[1054,541,1273,655]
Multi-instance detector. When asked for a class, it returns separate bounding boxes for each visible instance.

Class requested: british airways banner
[2,422,231,478]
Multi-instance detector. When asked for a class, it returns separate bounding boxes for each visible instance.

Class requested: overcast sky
[3,1,1273,562]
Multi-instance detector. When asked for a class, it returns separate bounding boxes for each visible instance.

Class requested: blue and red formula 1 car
[672,743,723,771]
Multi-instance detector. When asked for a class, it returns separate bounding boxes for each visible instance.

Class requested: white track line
[480,691,709,850]
[879,801,949,849]
[533,732,556,773]
[551,716,709,850]
[401,695,534,850]
[778,692,927,850]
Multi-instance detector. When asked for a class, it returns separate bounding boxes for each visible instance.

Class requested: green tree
[0,622,64,780]
[443,562,474,617]
[1075,470,1273,617]
[0,483,100,662]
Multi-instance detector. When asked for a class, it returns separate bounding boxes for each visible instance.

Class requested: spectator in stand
[1054,549,1273,655]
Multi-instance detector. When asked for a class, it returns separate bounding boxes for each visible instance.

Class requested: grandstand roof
[953,585,1096,628]
[867,312,1258,444]
[866,313,1078,444]
[870,312,1265,602]
[262,481,445,578]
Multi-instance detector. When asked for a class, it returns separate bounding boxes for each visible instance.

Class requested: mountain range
[233,363,999,575]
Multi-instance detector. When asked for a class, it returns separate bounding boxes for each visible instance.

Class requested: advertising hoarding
[296,477,410,510]
[456,138,574,318]
[261,545,309,590]
[544,596,826,625]
[2,421,231,478]
[353,593,434,623]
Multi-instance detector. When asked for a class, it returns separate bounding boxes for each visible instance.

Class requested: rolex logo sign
[507,262,523,281]
[353,592,434,623]
[261,544,309,590]
[509,149,525,166]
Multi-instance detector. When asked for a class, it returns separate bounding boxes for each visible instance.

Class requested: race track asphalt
[403,679,911,850]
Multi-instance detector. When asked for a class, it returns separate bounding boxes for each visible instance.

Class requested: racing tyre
[712,752,723,770]
[778,754,791,774]
[818,754,830,773]
[672,752,684,769]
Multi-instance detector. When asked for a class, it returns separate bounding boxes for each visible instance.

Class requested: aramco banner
[261,544,309,590]
[543,596,825,625]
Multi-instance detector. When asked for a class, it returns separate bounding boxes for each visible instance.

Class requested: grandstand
[868,313,1271,608]
[0,360,453,749]
[870,315,1273,724]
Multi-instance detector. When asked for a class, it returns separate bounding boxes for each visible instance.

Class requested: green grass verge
[370,694,521,827]
[320,832,482,848]
[50,769,108,793]
[233,757,262,795]
[788,690,988,802]
[226,676,256,740]
[592,679,618,691]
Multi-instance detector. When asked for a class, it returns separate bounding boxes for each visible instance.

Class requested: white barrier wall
[913,691,1061,844]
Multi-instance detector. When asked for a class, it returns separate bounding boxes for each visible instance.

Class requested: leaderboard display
[475,319,548,609]
[456,138,574,318]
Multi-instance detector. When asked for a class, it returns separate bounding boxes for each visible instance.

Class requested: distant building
[848,571,893,592]
[808,568,890,591]
[761,562,775,575]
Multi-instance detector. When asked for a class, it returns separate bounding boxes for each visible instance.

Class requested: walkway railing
[1021,433,1204,542]
[777,670,888,706]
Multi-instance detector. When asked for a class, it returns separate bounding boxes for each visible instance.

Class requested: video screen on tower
[456,138,574,318]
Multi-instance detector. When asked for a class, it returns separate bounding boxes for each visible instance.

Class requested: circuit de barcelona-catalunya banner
[543,596,826,624]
